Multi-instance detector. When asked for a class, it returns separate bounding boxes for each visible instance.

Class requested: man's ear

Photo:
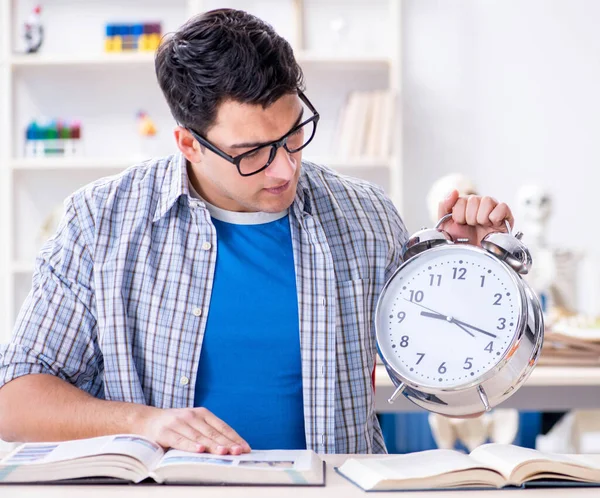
[175,126,203,164]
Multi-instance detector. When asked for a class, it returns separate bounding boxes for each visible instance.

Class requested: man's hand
[140,406,251,455]
[437,190,514,246]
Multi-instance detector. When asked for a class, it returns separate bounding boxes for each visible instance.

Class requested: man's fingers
[437,189,460,220]
[489,202,513,229]
[193,420,245,454]
[165,428,230,455]
[201,410,251,452]
[450,196,467,225]
[465,195,481,226]
[476,196,497,227]
[161,428,205,453]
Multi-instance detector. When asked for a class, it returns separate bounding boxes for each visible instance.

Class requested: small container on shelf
[24,119,83,158]
[136,110,160,159]
[105,22,162,52]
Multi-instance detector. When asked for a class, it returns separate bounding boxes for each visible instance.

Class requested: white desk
[1,455,600,497]
[375,365,600,412]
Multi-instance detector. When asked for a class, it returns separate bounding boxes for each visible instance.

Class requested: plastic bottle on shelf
[122,24,136,51]
[69,120,82,156]
[132,23,144,50]
[58,120,70,157]
[105,24,116,52]
[24,121,39,157]
[45,119,61,156]
[148,23,162,51]
[106,23,123,52]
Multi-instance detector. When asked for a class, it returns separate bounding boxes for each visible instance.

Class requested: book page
[345,449,496,480]
[152,449,323,485]
[338,450,506,491]
[469,444,592,483]
[157,449,313,470]
[0,434,164,470]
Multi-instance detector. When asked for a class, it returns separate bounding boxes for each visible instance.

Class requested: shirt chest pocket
[336,279,376,376]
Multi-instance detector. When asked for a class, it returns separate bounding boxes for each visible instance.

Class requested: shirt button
[190,201,201,208]
[193,307,202,317]
[202,241,212,251]
[180,376,190,386]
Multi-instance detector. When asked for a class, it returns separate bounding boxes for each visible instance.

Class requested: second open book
[337,443,600,491]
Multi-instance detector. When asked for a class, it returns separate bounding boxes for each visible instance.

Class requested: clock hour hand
[419,311,475,338]
[404,299,476,338]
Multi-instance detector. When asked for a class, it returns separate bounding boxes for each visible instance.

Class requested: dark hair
[155,8,305,136]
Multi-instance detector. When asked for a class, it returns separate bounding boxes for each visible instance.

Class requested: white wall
[403,0,600,241]
[402,0,600,312]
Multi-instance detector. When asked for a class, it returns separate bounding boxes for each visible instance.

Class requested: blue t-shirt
[193,195,306,450]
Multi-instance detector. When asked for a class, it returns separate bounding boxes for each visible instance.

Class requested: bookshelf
[0,0,403,342]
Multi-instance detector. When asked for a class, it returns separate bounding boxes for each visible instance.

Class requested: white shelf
[11,156,394,172]
[9,52,390,69]
[10,52,156,68]
[12,157,137,171]
[306,156,395,169]
[297,52,391,67]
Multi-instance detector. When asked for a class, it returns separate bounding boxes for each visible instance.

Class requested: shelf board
[12,157,137,171]
[10,52,156,68]
[9,52,389,68]
[11,156,395,171]
[297,52,391,67]
[306,156,394,168]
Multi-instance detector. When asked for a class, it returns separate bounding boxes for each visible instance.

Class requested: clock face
[376,245,523,390]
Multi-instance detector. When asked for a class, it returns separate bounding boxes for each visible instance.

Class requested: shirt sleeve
[0,194,101,394]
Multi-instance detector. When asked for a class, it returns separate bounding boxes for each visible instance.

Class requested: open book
[337,443,600,491]
[0,434,324,486]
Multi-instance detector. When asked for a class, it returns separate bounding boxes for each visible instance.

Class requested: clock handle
[436,213,512,236]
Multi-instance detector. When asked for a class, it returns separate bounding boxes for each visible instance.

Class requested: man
[0,9,512,455]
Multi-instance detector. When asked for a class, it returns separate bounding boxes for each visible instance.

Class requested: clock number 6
[438,362,447,374]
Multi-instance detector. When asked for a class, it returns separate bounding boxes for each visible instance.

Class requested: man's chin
[257,192,295,213]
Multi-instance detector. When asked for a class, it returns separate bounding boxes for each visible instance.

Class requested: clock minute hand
[419,311,476,338]
[405,298,495,339]
[451,318,497,339]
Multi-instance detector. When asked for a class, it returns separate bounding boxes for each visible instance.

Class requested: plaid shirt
[0,153,408,454]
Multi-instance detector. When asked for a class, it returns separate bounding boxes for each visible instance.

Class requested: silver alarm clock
[375,214,544,417]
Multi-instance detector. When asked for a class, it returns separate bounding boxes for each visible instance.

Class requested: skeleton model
[516,185,579,314]
[425,173,519,451]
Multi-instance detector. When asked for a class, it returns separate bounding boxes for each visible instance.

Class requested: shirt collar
[293,167,313,216]
[153,152,313,222]
[153,152,191,223]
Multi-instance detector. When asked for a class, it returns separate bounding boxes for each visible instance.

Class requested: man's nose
[264,146,296,181]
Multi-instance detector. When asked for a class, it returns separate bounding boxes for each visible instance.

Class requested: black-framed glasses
[187,92,320,177]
